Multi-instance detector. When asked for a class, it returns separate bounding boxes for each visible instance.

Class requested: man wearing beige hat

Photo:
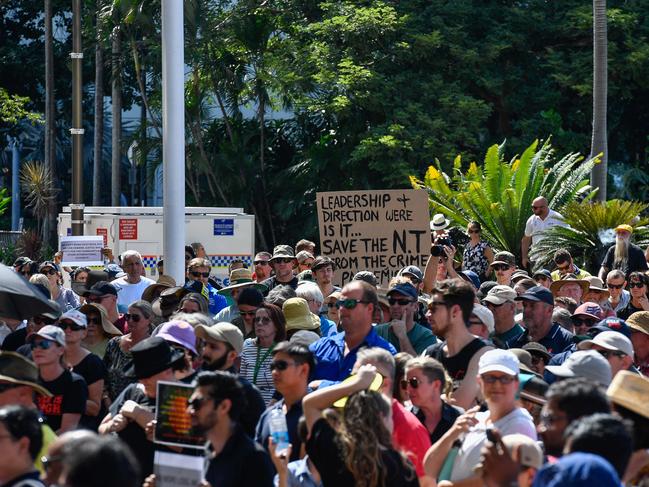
[262,245,299,291]
[214,268,268,323]
[598,224,648,281]
[483,285,528,349]
[626,311,649,376]
[194,322,265,436]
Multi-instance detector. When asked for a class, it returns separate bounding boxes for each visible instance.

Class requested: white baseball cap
[60,309,88,328]
[471,304,495,334]
[478,349,520,376]
[577,331,634,358]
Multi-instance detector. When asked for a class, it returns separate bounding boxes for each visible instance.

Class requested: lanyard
[253,342,275,385]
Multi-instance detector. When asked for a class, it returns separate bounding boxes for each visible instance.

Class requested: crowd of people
[1,200,649,487]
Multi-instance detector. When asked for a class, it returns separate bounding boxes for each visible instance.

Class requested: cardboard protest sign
[154,381,204,449]
[59,236,104,266]
[316,189,430,287]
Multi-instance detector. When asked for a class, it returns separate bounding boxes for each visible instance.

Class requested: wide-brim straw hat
[550,277,589,297]
[607,370,649,419]
[217,268,268,297]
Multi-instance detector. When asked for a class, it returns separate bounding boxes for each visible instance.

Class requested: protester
[0,405,45,487]
[186,257,227,315]
[303,363,419,487]
[98,336,182,477]
[79,303,123,358]
[533,269,552,289]
[269,416,322,487]
[156,320,198,382]
[82,281,127,333]
[424,279,492,408]
[577,330,634,378]
[215,268,267,322]
[522,342,551,376]
[233,287,264,339]
[324,291,341,326]
[599,224,649,280]
[570,302,603,336]
[462,221,495,281]
[58,310,106,429]
[263,245,299,291]
[194,322,265,436]
[255,341,314,462]
[295,282,336,336]
[311,256,340,314]
[39,261,79,311]
[375,281,436,355]
[550,276,588,304]
[489,251,516,286]
[521,196,566,268]
[282,297,321,340]
[111,251,155,308]
[31,326,88,434]
[482,285,527,349]
[423,349,536,483]
[478,430,543,487]
[617,271,649,320]
[103,300,153,403]
[606,269,630,313]
[309,281,396,386]
[296,251,315,273]
[41,430,96,487]
[550,249,591,280]
[253,251,273,282]
[240,303,286,404]
[466,303,494,340]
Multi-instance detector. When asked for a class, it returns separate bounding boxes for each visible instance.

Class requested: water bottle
[269,408,290,456]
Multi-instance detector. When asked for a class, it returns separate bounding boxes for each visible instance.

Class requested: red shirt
[392,399,431,477]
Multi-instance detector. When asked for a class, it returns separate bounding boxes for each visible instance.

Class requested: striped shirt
[240,339,276,405]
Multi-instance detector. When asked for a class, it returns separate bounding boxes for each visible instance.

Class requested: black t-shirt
[4,470,45,487]
[261,275,299,292]
[109,383,157,476]
[424,338,487,382]
[255,399,304,463]
[37,369,88,432]
[1,328,27,352]
[602,242,648,277]
[306,418,419,487]
[72,352,107,430]
[204,424,274,487]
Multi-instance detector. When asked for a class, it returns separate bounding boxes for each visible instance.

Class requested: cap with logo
[60,309,88,328]
[398,265,423,282]
[571,302,604,321]
[483,285,517,305]
[590,317,631,339]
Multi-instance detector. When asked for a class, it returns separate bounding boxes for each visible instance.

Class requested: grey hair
[552,307,573,329]
[29,274,50,289]
[356,347,396,381]
[127,300,154,320]
[296,282,324,306]
[121,250,142,263]
[266,285,297,308]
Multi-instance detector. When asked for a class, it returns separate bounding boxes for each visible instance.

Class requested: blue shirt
[309,328,397,383]
[536,323,574,356]
[533,452,621,487]
[319,316,337,337]
[208,284,228,316]
[274,456,322,487]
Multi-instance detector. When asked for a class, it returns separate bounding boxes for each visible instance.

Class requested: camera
[431,237,451,257]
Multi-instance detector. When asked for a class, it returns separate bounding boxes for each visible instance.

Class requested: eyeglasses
[327,302,337,308]
[254,316,272,324]
[124,313,142,322]
[400,377,423,389]
[86,295,110,303]
[270,360,296,371]
[336,299,371,310]
[480,374,516,385]
[492,264,511,271]
[274,258,294,264]
[30,340,55,351]
[428,300,449,311]
[239,310,258,317]
[572,318,597,328]
[388,298,414,306]
[86,317,101,325]
[254,260,270,266]
[606,283,624,289]
[596,349,627,359]
[468,320,484,327]
[190,271,210,278]
[59,321,85,332]
[629,282,645,289]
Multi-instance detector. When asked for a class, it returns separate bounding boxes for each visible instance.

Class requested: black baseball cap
[83,281,118,297]
[515,285,554,306]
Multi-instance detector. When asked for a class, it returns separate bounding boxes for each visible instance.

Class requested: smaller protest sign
[154,381,204,449]
[59,236,104,266]
[153,451,203,487]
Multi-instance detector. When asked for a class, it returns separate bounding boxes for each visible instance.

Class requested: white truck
[58,206,255,286]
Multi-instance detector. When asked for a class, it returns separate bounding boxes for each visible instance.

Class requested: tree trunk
[93,1,104,206]
[590,0,608,201]
[44,0,55,244]
[111,27,122,206]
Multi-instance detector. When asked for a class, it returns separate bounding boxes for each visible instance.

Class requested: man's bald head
[532,197,549,217]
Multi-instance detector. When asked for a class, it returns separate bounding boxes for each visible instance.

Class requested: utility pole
[161,0,186,284]
[11,138,21,231]
[71,0,84,235]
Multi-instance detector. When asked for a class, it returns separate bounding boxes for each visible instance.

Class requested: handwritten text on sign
[317,190,430,287]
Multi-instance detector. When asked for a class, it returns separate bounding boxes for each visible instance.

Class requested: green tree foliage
[0,88,42,125]
[409,139,597,262]
[530,200,649,273]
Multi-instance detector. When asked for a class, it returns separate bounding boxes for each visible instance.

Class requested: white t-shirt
[524,209,567,246]
[450,407,537,481]
[112,276,156,307]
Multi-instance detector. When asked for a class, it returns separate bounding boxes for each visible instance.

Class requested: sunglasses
[274,258,294,264]
[32,316,55,326]
[124,313,142,322]
[530,355,546,365]
[86,295,111,303]
[481,374,516,385]
[187,396,208,410]
[606,283,624,289]
[190,271,210,278]
[400,377,423,389]
[327,302,337,308]
[336,299,371,309]
[492,264,511,271]
[58,321,85,332]
[86,317,101,325]
[31,340,55,351]
[629,282,645,289]
[596,349,627,359]
[468,320,484,327]
[388,298,414,306]
[572,318,596,327]
[270,360,296,371]
[428,300,449,311]
[254,317,272,324]
[239,310,258,317]
[254,261,270,266]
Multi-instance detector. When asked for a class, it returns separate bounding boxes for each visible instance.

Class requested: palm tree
[590,0,608,201]
[93,0,105,206]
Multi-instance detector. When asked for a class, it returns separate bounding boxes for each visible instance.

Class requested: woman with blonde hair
[303,364,418,487]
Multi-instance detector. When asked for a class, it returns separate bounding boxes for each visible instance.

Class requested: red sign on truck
[96,228,108,246]
[119,219,138,240]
